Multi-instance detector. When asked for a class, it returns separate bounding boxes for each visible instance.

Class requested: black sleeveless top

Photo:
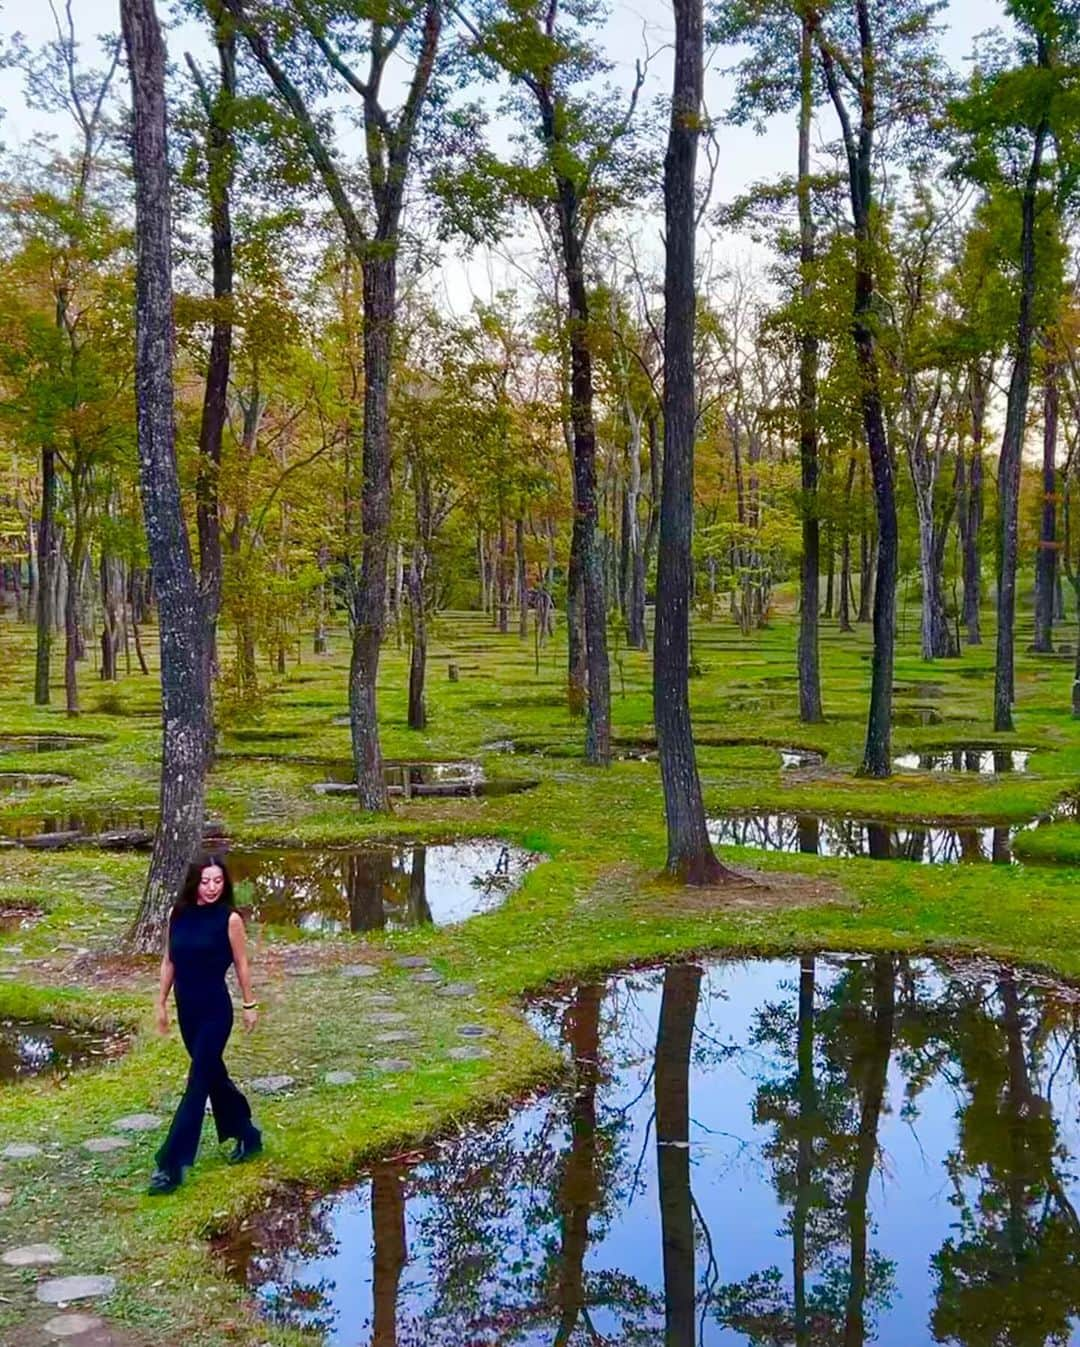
[169,902,235,1002]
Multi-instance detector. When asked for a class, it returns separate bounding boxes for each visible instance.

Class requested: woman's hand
[242,1007,258,1034]
[155,1001,169,1036]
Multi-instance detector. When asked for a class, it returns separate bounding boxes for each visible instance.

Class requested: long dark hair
[171,851,235,921]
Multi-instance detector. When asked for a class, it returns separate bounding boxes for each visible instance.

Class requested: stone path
[36,1275,116,1305]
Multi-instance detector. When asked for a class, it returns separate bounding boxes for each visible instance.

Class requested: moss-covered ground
[0,595,1077,1344]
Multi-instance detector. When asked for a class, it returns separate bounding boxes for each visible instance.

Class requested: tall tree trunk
[407,472,430,732]
[63,534,83,716]
[516,516,528,637]
[797,6,823,721]
[34,447,57,705]
[497,515,510,634]
[655,0,729,882]
[820,1,899,777]
[123,0,211,953]
[996,118,1049,731]
[1033,357,1059,653]
[655,963,702,1347]
[823,527,835,618]
[188,19,234,765]
[349,253,395,810]
[958,365,987,644]
[626,407,648,650]
[562,276,610,764]
[838,455,856,633]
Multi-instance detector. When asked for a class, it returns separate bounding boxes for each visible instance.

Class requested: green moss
[0,603,1077,1343]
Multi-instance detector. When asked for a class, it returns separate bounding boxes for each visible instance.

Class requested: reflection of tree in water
[926,969,1080,1346]
[709,816,1013,864]
[713,956,897,1346]
[234,957,1080,1347]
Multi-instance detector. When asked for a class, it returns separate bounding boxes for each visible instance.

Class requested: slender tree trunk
[996,118,1049,730]
[123,0,211,953]
[797,9,823,721]
[838,455,856,633]
[497,515,510,634]
[516,516,528,637]
[820,1,898,777]
[655,963,702,1347]
[1034,357,1059,653]
[349,253,395,811]
[655,0,729,882]
[63,534,83,716]
[34,447,57,705]
[190,20,234,764]
[823,527,835,619]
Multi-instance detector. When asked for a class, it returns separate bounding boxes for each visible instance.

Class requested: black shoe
[148,1166,181,1196]
[228,1131,263,1165]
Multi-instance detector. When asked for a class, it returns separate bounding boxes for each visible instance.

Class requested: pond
[895,746,1032,773]
[0,734,104,754]
[225,840,538,933]
[0,812,227,850]
[222,953,1080,1346]
[707,812,1016,863]
[0,1018,124,1080]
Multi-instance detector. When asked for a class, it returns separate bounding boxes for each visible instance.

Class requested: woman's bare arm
[229,911,258,1030]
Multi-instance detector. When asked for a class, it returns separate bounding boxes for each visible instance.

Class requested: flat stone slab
[249,1074,295,1094]
[437,982,478,998]
[394,955,429,968]
[324,1070,356,1087]
[341,964,380,978]
[456,1024,491,1039]
[284,966,318,977]
[36,1275,116,1305]
[82,1137,130,1154]
[2,1242,63,1267]
[373,1058,412,1073]
[411,971,443,985]
[372,1030,417,1044]
[447,1045,489,1062]
[369,1011,408,1025]
[112,1114,162,1133]
[0,1190,11,1207]
[43,1313,105,1338]
[2,1142,42,1160]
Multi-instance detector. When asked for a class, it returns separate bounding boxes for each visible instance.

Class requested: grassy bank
[0,596,1077,1345]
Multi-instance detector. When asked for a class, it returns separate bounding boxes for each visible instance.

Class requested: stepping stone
[2,1142,42,1160]
[324,1070,356,1087]
[369,1011,407,1025]
[36,1275,116,1305]
[411,971,442,985]
[368,994,396,1007]
[249,1074,295,1094]
[447,1045,489,1062]
[395,956,429,969]
[284,966,318,977]
[437,982,477,998]
[43,1313,105,1338]
[456,1025,491,1039]
[341,964,380,978]
[0,1190,11,1207]
[82,1137,130,1155]
[373,1030,417,1045]
[2,1242,63,1267]
[373,1058,412,1073]
[112,1114,162,1133]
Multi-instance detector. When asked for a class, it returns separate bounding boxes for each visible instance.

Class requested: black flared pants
[156,988,256,1174]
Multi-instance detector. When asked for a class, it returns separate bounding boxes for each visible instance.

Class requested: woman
[148,852,262,1195]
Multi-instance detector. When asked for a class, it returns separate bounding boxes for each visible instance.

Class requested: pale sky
[0,0,1009,312]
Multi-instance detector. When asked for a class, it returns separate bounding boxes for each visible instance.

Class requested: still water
[0,1018,122,1080]
[225,954,1080,1345]
[707,813,1017,863]
[226,840,537,933]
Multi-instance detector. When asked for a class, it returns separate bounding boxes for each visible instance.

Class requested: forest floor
[0,594,1078,1345]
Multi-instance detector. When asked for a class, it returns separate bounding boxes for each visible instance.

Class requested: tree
[813,0,942,775]
[122,0,213,951]
[220,0,443,809]
[951,1,1080,730]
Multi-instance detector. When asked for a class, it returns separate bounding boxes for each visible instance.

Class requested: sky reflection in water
[227,955,1080,1345]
